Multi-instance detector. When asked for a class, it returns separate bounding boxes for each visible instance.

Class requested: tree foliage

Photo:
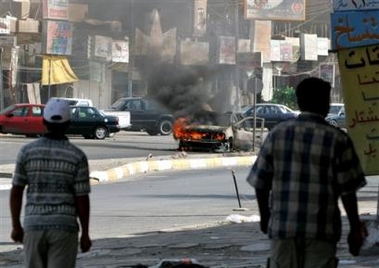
[270,86,298,110]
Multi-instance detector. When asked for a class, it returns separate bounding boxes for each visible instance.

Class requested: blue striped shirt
[247,112,366,242]
[12,136,90,232]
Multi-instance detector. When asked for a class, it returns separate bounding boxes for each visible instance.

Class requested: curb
[89,155,258,183]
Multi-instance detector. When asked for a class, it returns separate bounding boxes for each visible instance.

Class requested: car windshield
[0,104,17,115]
[329,105,343,114]
[239,105,251,114]
[281,106,295,113]
[110,99,126,110]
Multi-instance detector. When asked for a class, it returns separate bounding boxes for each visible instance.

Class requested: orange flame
[173,117,225,141]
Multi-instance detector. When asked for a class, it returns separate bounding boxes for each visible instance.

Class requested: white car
[328,103,344,116]
[51,97,93,107]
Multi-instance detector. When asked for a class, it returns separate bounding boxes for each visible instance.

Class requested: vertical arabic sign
[331,0,379,175]
[337,45,379,175]
[43,0,68,20]
[193,0,207,37]
[43,20,73,55]
[252,20,272,63]
[218,36,235,65]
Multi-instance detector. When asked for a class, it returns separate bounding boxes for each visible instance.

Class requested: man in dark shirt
[247,77,367,267]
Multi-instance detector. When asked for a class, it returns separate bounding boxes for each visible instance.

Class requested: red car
[0,103,121,139]
[0,103,45,136]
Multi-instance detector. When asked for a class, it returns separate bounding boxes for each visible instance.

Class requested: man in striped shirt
[247,77,367,268]
[10,98,91,268]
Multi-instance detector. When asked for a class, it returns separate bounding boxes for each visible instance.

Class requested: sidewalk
[2,215,379,268]
[1,153,379,267]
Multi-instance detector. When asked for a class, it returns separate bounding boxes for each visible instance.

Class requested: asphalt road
[0,131,181,165]
[0,166,255,243]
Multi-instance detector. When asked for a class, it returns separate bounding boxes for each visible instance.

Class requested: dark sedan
[106,97,174,135]
[0,103,120,139]
[241,103,299,130]
[69,106,120,139]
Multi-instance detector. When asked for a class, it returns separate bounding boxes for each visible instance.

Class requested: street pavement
[1,153,379,267]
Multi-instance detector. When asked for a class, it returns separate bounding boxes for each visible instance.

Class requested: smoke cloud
[140,56,219,121]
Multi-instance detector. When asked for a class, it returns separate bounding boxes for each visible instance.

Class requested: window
[32,107,42,116]
[12,107,29,116]
[127,100,141,110]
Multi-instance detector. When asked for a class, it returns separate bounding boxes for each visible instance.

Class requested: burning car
[173,111,264,153]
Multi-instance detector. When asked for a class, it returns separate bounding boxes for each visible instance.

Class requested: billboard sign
[331,10,379,50]
[333,0,379,11]
[244,0,305,21]
[112,40,129,63]
[43,20,73,55]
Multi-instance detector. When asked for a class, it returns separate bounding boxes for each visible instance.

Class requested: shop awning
[41,55,79,86]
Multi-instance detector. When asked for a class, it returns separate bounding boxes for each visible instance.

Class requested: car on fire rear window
[173,111,264,153]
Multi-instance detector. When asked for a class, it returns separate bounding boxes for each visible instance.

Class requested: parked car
[241,103,298,130]
[0,103,120,139]
[51,97,94,107]
[325,107,346,129]
[0,103,45,136]
[68,106,120,139]
[328,103,344,116]
[104,97,174,135]
[174,111,265,152]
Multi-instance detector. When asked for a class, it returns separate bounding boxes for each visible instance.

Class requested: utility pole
[127,0,134,97]
[0,47,4,110]
[234,0,240,110]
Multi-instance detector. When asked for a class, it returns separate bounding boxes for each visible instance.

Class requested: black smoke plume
[140,56,218,122]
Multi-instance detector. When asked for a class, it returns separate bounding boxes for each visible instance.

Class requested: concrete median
[89,155,257,184]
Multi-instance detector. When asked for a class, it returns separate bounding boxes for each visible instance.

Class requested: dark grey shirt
[13,136,90,232]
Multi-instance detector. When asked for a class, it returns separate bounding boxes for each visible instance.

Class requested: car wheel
[94,126,108,140]
[158,119,173,135]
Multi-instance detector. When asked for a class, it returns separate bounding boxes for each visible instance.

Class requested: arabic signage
[331,10,379,50]
[333,0,379,11]
[244,0,306,21]
[43,20,73,55]
[337,44,379,175]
